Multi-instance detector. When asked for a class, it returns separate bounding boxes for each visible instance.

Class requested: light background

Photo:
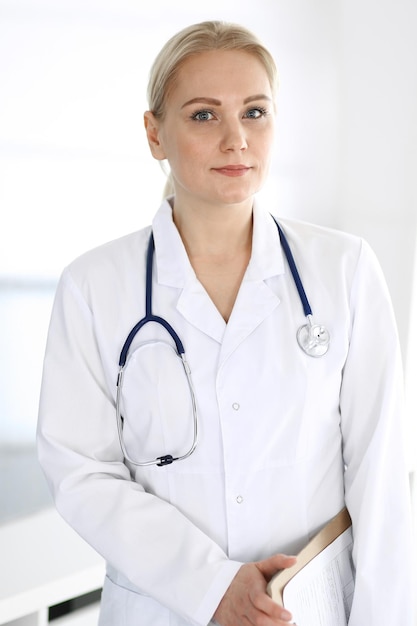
[0,0,416,476]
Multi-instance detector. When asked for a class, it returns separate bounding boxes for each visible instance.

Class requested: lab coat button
[232,402,240,411]
[236,495,244,504]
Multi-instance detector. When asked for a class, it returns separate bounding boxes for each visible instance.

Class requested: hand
[213,553,297,626]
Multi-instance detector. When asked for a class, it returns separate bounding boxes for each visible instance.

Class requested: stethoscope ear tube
[115,232,199,466]
[116,350,199,467]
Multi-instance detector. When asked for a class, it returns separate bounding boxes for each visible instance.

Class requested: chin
[216,188,259,207]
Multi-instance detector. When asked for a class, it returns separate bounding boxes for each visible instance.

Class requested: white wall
[338,0,417,358]
[337,0,417,471]
[0,0,416,453]
[1,0,343,277]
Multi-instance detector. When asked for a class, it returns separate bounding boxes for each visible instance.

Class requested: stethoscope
[116,217,330,467]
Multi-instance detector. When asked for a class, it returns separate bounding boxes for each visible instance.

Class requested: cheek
[170,136,211,171]
[257,129,275,165]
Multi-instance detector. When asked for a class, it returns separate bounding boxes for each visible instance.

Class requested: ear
[144,111,166,160]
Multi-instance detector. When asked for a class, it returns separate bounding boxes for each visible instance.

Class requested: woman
[37,20,415,626]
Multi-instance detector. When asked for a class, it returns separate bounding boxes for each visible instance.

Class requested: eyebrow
[181,94,272,109]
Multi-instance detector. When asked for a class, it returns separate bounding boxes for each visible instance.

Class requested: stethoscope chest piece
[297,315,330,357]
[273,218,330,359]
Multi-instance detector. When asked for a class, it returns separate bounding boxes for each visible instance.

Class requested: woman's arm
[37,267,242,626]
[339,240,415,624]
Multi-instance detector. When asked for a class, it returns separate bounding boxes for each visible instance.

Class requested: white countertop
[0,506,104,624]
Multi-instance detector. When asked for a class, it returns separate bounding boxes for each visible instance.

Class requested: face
[144,49,276,211]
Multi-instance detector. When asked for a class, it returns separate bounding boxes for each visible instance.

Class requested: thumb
[255,553,297,581]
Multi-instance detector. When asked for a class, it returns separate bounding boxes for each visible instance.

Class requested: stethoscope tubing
[116,215,329,467]
[116,233,198,467]
[272,217,313,318]
[119,235,185,368]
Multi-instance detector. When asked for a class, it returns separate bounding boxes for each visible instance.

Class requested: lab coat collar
[151,198,285,288]
[248,201,285,280]
[151,199,285,348]
[151,199,194,288]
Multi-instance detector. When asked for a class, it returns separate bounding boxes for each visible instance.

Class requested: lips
[212,165,251,177]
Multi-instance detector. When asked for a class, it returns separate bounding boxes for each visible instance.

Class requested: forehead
[169,49,272,104]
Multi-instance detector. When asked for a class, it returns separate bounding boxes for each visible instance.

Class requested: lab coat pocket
[118,341,196,466]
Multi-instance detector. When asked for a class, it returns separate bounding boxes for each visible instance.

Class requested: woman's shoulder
[63,200,172,281]
[276,215,362,246]
[274,214,368,261]
[63,225,152,286]
[273,215,384,287]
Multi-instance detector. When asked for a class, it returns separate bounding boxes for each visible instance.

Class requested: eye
[190,109,215,122]
[245,106,268,119]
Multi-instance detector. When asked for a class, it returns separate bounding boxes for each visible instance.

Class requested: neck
[172,198,254,258]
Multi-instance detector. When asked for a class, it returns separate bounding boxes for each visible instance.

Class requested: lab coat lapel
[152,200,285,348]
[218,204,285,364]
[152,200,226,343]
[176,278,226,343]
[218,278,281,366]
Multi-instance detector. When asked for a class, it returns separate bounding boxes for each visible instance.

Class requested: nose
[219,120,248,152]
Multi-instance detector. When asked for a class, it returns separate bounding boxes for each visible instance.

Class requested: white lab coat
[37,200,415,625]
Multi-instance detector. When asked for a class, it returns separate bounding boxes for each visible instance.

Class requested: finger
[250,587,294,623]
[256,553,297,580]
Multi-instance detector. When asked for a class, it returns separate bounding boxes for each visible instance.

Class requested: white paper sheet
[283,527,354,626]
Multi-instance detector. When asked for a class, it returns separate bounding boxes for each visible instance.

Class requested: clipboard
[267,507,352,605]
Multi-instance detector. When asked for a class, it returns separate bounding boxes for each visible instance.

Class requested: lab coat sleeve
[339,240,415,624]
[37,267,242,626]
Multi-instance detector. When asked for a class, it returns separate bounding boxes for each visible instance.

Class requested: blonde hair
[146,21,279,198]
